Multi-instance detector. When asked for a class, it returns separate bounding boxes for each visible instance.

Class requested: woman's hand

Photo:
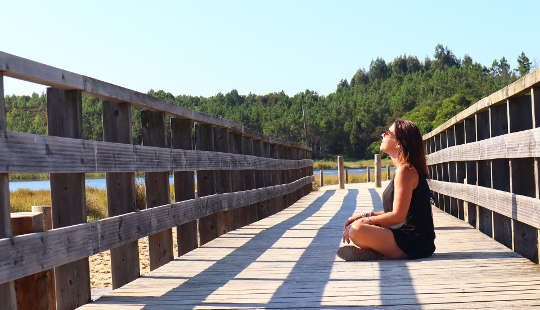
[344,212,370,229]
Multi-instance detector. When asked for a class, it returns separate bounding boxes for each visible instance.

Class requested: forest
[4,45,534,159]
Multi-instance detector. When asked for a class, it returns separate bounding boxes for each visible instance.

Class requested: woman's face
[380,123,400,158]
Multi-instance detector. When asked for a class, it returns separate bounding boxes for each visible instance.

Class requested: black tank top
[382,169,435,239]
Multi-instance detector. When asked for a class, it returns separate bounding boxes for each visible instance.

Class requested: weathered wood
[171,118,197,256]
[102,100,140,289]
[0,51,310,151]
[367,166,371,182]
[319,169,324,187]
[253,139,267,219]
[424,69,540,140]
[31,206,56,310]
[229,131,246,229]
[47,87,90,310]
[213,127,233,235]
[386,165,391,180]
[0,131,312,173]
[345,168,349,184]
[197,123,218,245]
[11,212,53,310]
[427,180,540,230]
[0,176,313,284]
[427,127,540,165]
[375,154,381,187]
[142,110,173,271]
[0,73,15,310]
[241,136,258,223]
[338,156,344,189]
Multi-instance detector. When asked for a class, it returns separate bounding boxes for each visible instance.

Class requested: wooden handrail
[0,51,310,151]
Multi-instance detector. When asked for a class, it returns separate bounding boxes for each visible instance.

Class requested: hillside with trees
[4,45,534,159]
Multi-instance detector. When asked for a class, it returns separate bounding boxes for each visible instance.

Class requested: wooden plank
[102,100,140,289]
[141,110,174,271]
[423,69,540,139]
[0,176,313,284]
[427,180,540,229]
[229,131,246,229]
[0,73,15,310]
[426,127,540,165]
[241,136,257,223]
[171,118,197,256]
[77,183,540,309]
[213,127,233,235]
[197,123,218,245]
[338,156,344,189]
[0,131,312,173]
[47,87,90,310]
[0,51,310,151]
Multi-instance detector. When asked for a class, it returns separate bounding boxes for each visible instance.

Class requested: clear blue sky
[2,0,539,97]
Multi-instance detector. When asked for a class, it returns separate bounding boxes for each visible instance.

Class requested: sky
[2,0,539,97]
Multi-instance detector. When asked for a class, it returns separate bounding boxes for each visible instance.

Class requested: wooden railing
[0,52,313,309]
[423,67,540,264]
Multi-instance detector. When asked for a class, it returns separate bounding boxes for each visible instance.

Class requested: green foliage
[4,44,521,160]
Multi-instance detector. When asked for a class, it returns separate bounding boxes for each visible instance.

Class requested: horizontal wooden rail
[426,127,540,165]
[0,175,313,284]
[0,51,309,151]
[423,67,540,140]
[0,131,312,173]
[428,180,540,229]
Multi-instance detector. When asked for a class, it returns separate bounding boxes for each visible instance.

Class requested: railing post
[345,168,349,184]
[253,139,266,219]
[274,144,285,212]
[141,110,174,270]
[31,206,56,310]
[0,73,16,310]
[269,143,280,215]
[171,118,197,255]
[319,169,324,187]
[11,212,52,310]
[103,101,140,288]
[47,87,90,309]
[338,156,345,189]
[367,166,371,182]
[375,154,381,187]
[196,123,218,244]
[230,131,246,228]
[214,127,233,235]
[242,136,258,223]
[386,165,390,180]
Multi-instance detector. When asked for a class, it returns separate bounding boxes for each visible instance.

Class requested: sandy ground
[89,228,179,289]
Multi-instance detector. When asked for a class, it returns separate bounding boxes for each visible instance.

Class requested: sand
[89,228,179,289]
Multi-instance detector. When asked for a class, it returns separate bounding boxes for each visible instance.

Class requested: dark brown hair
[393,120,429,178]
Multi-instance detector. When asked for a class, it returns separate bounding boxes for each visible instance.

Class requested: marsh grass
[314,171,392,186]
[313,158,393,170]
[10,180,179,222]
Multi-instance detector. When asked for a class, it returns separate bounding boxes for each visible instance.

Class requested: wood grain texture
[197,123,218,245]
[79,183,540,309]
[0,51,310,151]
[0,131,312,173]
[424,69,540,139]
[103,100,140,289]
[428,180,540,229]
[171,118,198,256]
[47,87,90,310]
[0,73,16,310]
[426,127,540,165]
[142,110,174,271]
[0,176,313,284]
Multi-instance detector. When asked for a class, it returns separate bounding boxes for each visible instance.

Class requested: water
[9,168,395,191]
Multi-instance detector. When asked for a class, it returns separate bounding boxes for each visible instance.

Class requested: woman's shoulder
[395,164,419,189]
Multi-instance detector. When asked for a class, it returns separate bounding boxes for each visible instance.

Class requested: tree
[351,68,368,86]
[433,44,459,70]
[516,52,532,76]
[462,55,473,67]
[368,58,390,81]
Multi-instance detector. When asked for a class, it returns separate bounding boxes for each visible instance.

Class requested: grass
[313,170,393,186]
[313,158,393,170]
[9,181,178,222]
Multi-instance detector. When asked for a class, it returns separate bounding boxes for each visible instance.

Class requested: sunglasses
[382,129,394,137]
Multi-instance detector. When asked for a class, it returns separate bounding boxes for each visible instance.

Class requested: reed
[313,158,393,170]
[314,171,391,186]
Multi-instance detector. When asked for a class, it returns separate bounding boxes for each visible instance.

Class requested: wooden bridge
[0,52,539,309]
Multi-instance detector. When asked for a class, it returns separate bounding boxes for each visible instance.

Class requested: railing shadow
[265,189,358,307]
[95,190,336,308]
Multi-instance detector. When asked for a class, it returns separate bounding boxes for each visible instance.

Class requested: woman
[338,120,435,260]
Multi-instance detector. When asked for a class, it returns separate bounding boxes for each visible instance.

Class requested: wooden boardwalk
[80,182,540,309]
